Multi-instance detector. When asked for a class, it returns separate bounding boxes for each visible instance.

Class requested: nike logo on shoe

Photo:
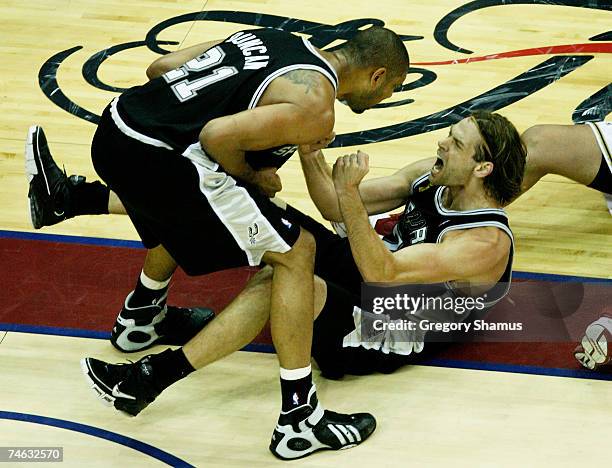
[112,383,136,400]
[54,210,65,217]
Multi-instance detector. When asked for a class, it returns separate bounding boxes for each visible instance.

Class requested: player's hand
[298,132,336,158]
[253,167,283,198]
[332,150,369,191]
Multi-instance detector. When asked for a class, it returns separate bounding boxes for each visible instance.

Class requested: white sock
[280,365,312,380]
[140,270,171,290]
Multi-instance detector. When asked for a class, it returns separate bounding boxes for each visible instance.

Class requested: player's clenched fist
[332,150,369,191]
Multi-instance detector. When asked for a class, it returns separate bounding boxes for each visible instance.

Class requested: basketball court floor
[0,1,611,466]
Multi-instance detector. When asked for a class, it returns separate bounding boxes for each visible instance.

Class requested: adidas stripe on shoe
[269,386,376,460]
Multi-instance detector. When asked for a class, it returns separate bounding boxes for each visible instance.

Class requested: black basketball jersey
[114,28,338,169]
[382,172,514,304]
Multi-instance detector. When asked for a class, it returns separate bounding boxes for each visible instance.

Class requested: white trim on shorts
[586,121,612,189]
[109,98,173,150]
[182,143,292,265]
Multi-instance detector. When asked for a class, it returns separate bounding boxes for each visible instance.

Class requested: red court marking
[413,42,612,66]
[2,237,609,370]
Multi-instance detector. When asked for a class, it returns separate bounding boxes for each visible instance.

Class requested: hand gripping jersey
[382,172,515,306]
[113,28,338,169]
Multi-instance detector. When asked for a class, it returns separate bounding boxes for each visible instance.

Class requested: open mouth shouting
[431,157,444,176]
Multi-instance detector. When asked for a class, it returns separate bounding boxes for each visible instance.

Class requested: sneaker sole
[24,125,45,229]
[271,443,357,461]
[24,126,38,182]
[80,358,116,407]
[270,416,375,460]
[574,315,612,370]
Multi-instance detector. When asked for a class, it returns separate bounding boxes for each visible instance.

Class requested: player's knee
[282,228,316,268]
[520,125,549,191]
[290,228,316,258]
[263,229,315,267]
[521,125,546,160]
[314,276,327,318]
[250,265,274,286]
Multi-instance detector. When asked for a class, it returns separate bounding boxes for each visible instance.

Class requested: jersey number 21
[162,46,238,102]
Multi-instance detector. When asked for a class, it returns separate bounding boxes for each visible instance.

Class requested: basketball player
[272,111,526,376]
[29,26,410,460]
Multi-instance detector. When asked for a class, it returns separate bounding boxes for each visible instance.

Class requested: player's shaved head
[339,26,409,78]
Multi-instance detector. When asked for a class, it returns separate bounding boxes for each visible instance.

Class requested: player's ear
[474,161,494,178]
[370,68,387,89]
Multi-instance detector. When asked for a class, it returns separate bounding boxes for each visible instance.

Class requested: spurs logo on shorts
[248,222,259,245]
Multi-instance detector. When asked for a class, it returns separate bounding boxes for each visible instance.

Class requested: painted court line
[0,411,193,467]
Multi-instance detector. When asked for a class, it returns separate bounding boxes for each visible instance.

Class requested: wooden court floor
[0,1,611,466]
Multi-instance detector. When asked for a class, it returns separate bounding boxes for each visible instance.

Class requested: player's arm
[146,40,223,79]
[352,225,509,283]
[300,149,434,221]
[200,100,334,187]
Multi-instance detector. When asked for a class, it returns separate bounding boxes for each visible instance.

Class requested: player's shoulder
[280,69,336,105]
[443,223,511,258]
[257,69,335,127]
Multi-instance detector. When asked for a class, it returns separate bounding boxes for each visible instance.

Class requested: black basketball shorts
[91,100,301,276]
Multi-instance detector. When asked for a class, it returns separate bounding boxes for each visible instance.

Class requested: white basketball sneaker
[574,314,612,370]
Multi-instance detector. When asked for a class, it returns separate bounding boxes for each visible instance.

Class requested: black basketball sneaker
[24,125,84,229]
[269,386,377,460]
[111,291,215,352]
[81,355,161,416]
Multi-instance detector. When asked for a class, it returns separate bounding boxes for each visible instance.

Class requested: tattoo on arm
[283,70,320,94]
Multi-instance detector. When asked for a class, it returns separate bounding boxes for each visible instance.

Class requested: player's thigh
[162,175,308,276]
[522,124,601,186]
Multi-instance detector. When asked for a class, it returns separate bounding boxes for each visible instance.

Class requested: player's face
[430,117,484,186]
[344,72,407,114]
